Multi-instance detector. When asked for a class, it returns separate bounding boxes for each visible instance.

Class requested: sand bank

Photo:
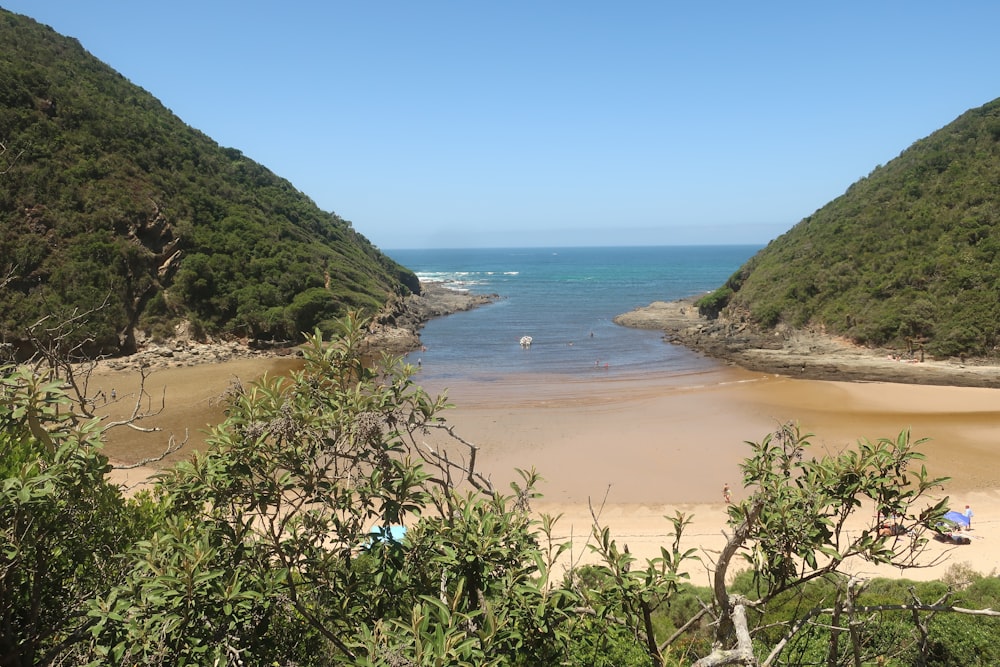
[415,360,1000,581]
[93,344,1000,582]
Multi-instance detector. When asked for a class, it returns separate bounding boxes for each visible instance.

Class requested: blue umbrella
[943,510,971,528]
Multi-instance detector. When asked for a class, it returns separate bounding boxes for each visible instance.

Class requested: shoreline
[614,297,1000,388]
[91,280,497,376]
[91,287,1000,582]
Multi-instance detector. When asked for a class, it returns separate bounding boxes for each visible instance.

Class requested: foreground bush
[3,313,1000,666]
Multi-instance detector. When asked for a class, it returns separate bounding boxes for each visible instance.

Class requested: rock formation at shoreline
[616,298,1000,388]
[364,282,500,355]
[95,281,498,374]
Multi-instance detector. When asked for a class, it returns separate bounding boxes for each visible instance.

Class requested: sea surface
[385,246,761,386]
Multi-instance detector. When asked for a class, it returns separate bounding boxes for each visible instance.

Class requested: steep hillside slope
[0,9,418,358]
[703,97,1000,358]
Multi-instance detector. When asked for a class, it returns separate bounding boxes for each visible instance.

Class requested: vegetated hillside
[0,9,419,358]
[701,97,1000,358]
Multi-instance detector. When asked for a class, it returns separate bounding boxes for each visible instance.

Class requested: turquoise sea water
[385,246,761,384]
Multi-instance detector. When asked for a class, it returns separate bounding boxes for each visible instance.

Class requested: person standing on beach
[723,483,731,504]
[965,504,974,528]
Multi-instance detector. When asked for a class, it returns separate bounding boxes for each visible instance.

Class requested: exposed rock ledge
[94,282,497,374]
[615,298,1000,388]
[364,282,499,356]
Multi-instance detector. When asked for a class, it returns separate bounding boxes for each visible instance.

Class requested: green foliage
[5,314,1000,666]
[83,317,575,664]
[730,424,949,596]
[922,612,1000,667]
[705,424,997,666]
[77,315,708,666]
[0,9,418,355]
[724,97,1000,357]
[559,618,652,667]
[695,285,733,317]
[722,573,1000,666]
[0,364,153,667]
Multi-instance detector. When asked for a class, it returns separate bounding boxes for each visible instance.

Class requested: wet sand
[416,361,1000,581]
[417,365,1000,504]
[97,356,301,473]
[97,353,1000,581]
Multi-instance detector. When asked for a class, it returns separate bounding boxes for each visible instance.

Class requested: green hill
[702,97,1000,358]
[0,9,418,357]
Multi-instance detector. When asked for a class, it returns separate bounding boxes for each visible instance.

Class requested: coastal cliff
[616,298,1000,388]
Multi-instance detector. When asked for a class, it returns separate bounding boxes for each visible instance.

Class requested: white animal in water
[519,336,533,348]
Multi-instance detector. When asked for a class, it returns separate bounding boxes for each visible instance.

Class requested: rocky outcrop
[615,298,1000,388]
[98,339,279,373]
[364,282,499,355]
[94,281,498,374]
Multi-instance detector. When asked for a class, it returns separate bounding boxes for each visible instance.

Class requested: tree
[85,315,550,664]
[6,309,998,665]
[692,423,964,667]
[0,364,155,667]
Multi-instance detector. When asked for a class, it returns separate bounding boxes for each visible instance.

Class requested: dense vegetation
[3,312,998,666]
[700,97,1000,358]
[5,7,1000,663]
[0,9,418,357]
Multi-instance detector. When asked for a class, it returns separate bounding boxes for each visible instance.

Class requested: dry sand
[94,348,1000,583]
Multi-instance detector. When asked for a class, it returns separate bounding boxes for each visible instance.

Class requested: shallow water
[386,245,760,383]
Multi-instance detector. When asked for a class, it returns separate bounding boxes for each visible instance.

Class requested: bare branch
[660,604,711,654]
[418,423,495,494]
[111,430,188,470]
[99,366,166,434]
[713,497,764,642]
[693,602,756,667]
[0,140,25,175]
[0,264,14,292]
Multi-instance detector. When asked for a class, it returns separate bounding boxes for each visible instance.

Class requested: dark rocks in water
[364,282,499,356]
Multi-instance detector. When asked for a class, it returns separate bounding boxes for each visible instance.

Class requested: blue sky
[5,2,1000,249]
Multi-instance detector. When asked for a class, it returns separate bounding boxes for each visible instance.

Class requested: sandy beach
[95,345,1000,584]
[414,361,1000,582]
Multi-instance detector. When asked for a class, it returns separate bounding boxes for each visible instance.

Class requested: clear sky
[4,2,1000,249]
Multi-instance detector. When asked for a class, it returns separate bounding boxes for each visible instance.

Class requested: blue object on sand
[943,510,971,528]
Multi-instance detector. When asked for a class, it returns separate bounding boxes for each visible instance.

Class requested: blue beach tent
[942,510,971,528]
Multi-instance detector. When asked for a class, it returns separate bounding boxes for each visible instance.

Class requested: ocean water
[385,246,761,385]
